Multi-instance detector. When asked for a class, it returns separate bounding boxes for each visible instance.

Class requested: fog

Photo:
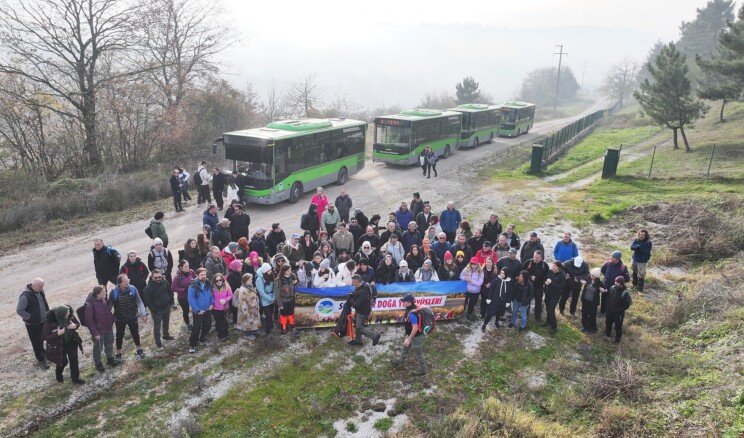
[218,0,717,110]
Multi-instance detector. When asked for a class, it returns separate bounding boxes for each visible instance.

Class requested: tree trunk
[672,128,679,149]
[680,127,691,152]
[720,99,727,123]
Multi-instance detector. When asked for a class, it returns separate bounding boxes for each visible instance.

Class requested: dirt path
[0,101,609,429]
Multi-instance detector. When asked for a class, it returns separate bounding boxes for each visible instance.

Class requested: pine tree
[696,4,744,121]
[633,42,708,152]
[455,77,481,105]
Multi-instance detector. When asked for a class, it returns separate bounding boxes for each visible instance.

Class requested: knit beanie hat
[319,259,330,270]
[260,263,272,274]
[456,251,465,258]
[615,276,626,285]
[590,268,601,278]
[611,250,622,260]
[444,252,453,260]
[229,260,242,272]
[228,242,238,253]
[153,237,163,246]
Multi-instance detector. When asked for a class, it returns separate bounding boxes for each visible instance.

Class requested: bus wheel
[443,145,451,158]
[288,182,303,204]
[336,167,348,185]
[489,133,494,143]
[474,137,479,148]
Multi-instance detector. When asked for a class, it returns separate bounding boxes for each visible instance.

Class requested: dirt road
[0,100,607,365]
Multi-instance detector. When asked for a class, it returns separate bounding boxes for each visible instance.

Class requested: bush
[660,281,743,329]
[590,358,645,402]
[594,404,648,437]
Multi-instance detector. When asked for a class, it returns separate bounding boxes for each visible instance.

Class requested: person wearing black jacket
[415,203,433,234]
[266,223,286,257]
[580,268,603,333]
[169,169,184,213]
[142,270,174,350]
[543,261,566,334]
[605,276,633,343]
[560,256,590,316]
[213,219,232,251]
[410,193,425,219]
[501,224,521,249]
[232,170,245,199]
[16,279,50,368]
[93,239,121,287]
[301,204,321,241]
[520,232,545,262]
[376,255,398,285]
[510,271,533,331]
[481,214,503,245]
[229,205,250,242]
[522,251,549,321]
[347,275,381,346]
[211,167,226,210]
[482,268,512,330]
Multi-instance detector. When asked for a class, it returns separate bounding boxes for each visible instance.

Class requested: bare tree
[0,0,148,173]
[600,59,640,108]
[260,80,287,124]
[139,0,235,110]
[287,74,321,117]
[323,94,360,118]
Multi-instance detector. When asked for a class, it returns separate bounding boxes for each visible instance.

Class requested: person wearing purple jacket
[172,260,197,332]
[84,286,117,372]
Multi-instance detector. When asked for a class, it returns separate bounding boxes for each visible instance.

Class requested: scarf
[53,305,74,344]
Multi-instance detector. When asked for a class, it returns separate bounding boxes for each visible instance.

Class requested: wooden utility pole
[553,45,569,111]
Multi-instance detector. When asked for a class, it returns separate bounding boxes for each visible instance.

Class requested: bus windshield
[502,111,517,123]
[375,125,410,146]
[225,143,273,182]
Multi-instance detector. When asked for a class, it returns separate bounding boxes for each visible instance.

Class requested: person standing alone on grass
[109,274,148,361]
[347,275,382,346]
[16,278,50,369]
[631,229,653,292]
[391,294,428,376]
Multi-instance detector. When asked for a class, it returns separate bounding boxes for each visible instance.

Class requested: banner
[315,295,447,319]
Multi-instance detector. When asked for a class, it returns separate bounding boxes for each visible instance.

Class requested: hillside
[2,101,743,438]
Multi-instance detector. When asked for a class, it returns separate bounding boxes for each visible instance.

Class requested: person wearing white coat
[414,259,440,282]
[312,259,337,287]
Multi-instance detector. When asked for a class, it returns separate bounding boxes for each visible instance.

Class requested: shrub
[660,281,742,328]
[594,404,648,437]
[591,358,645,402]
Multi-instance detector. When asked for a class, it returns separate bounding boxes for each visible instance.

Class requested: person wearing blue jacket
[553,231,579,262]
[630,229,653,292]
[396,202,414,229]
[439,201,462,244]
[202,204,218,232]
[256,263,276,335]
[187,268,214,353]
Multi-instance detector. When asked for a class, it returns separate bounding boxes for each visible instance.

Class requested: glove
[486,299,492,304]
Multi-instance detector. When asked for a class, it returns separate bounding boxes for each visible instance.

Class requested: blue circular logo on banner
[315,299,336,316]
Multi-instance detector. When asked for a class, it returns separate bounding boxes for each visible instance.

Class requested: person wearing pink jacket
[211,273,233,342]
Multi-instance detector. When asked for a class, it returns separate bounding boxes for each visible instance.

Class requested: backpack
[193,168,202,186]
[145,224,153,238]
[113,286,136,301]
[106,245,121,262]
[368,282,378,305]
[411,305,436,335]
[76,303,88,327]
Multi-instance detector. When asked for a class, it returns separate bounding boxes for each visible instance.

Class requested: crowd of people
[17,165,653,380]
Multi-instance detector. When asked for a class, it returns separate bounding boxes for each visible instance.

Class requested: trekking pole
[648,143,657,179]
[706,143,716,178]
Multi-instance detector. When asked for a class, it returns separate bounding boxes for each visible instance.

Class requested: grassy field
[7,100,744,437]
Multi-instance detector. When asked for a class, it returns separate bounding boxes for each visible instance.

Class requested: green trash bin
[602,148,621,179]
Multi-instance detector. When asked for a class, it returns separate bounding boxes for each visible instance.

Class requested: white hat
[574,256,583,267]
[260,263,272,274]
[153,237,163,245]
[399,260,408,268]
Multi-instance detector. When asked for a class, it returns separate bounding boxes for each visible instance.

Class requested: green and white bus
[217,118,366,205]
[498,101,536,137]
[449,104,502,148]
[373,109,461,165]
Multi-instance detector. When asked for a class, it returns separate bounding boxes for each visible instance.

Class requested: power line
[553,45,569,111]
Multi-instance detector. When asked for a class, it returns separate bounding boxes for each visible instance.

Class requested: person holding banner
[347,275,382,346]
[390,294,427,376]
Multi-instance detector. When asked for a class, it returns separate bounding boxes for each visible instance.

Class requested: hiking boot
[244,334,256,341]
[115,353,122,362]
[56,371,63,383]
[37,360,50,370]
[136,348,145,359]
[412,369,427,376]
[199,339,207,345]
[390,358,404,367]
[72,379,86,385]
[481,324,486,333]
[549,328,557,335]
[347,340,363,346]
[156,344,164,351]
[612,339,621,344]
[518,327,525,332]
[372,333,381,346]
[187,324,193,332]
[189,347,196,354]
[95,362,106,373]
[163,335,175,341]
[107,357,119,367]
[580,327,587,332]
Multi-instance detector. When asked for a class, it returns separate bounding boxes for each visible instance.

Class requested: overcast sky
[218,0,732,111]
